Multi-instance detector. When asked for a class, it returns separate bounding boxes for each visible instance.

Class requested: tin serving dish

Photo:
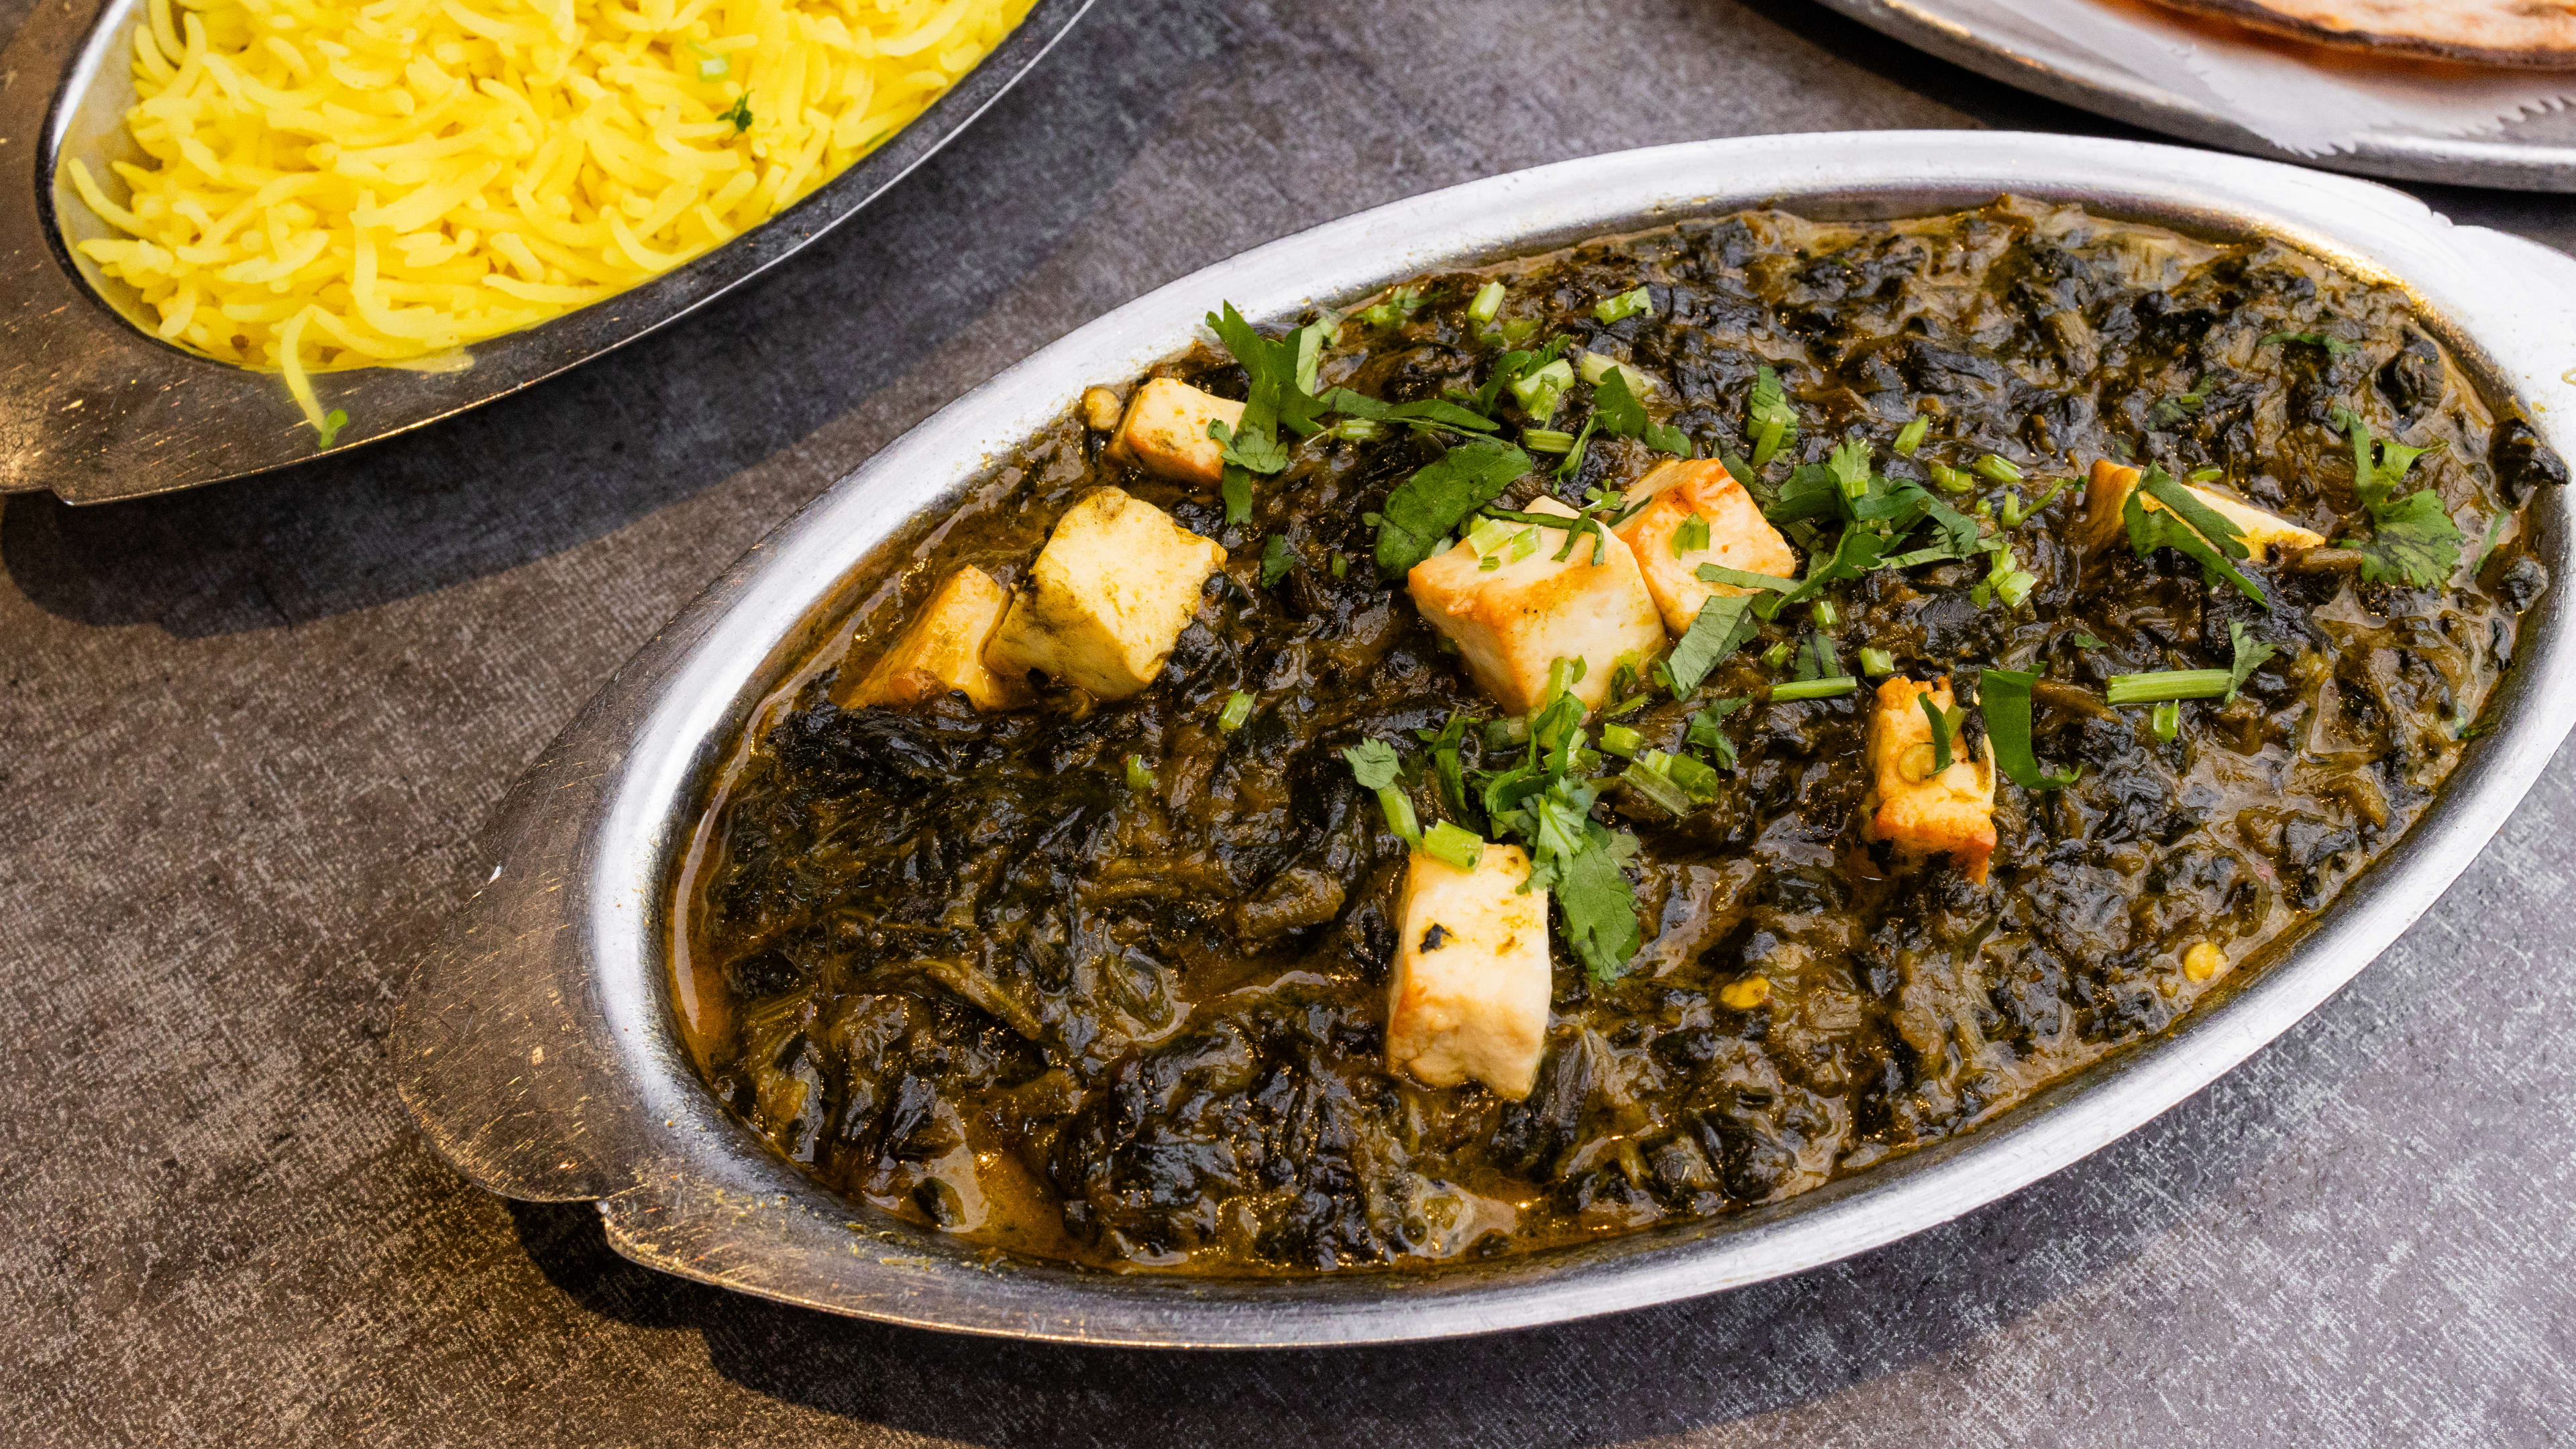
[395,131,2576,1348]
[0,0,1092,504]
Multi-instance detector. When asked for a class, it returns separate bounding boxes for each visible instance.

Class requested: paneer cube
[1105,377,1244,490]
[1864,676,1998,885]
[2084,460,2325,560]
[1387,843,1552,1100]
[1407,497,1666,716]
[835,566,1023,711]
[1612,458,1802,636]
[983,488,1227,700]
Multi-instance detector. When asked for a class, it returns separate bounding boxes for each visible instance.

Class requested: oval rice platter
[0,0,1093,504]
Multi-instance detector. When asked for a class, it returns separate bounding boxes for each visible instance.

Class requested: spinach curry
[672,199,2559,1274]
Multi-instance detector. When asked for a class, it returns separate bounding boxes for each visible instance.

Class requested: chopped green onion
[1600,722,1644,757]
[1770,677,1858,702]
[698,55,730,79]
[1332,418,1387,442]
[1356,287,1424,329]
[1510,358,1574,422]
[314,408,350,449]
[1997,490,2026,528]
[1377,785,1420,842]
[1858,647,1896,677]
[2188,466,2224,484]
[1468,280,1506,325]
[1218,691,1256,731]
[1928,462,1976,494]
[1605,691,1651,718]
[1762,640,1792,671]
[1522,428,1576,454]
[1893,417,1930,457]
[1621,752,1694,815]
[1330,551,1349,578]
[1662,750,1721,801]
[1974,453,2023,484]
[1748,366,1796,468]
[2105,669,2233,705]
[1595,286,1652,324]
[2152,700,2182,741]
[1419,820,1485,870]
[1811,598,1839,631]
[1124,754,1155,792]
[1495,317,1540,344]
[1577,352,1652,395]
[1673,513,1711,557]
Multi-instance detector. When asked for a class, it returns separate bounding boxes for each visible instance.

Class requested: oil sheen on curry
[672,199,2559,1274]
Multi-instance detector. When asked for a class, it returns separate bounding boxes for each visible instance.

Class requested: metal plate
[394,131,2576,1348]
[1813,0,2576,193]
[0,0,1093,504]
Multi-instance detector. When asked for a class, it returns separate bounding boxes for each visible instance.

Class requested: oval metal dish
[0,0,1093,504]
[395,132,2576,1348]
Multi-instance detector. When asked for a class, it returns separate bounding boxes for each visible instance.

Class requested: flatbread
[2142,0,2576,68]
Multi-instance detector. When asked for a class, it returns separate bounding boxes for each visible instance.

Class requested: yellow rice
[64,0,1033,434]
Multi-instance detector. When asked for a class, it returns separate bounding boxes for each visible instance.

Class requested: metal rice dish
[395,131,2576,1348]
[0,0,1093,504]
[1811,0,2576,193]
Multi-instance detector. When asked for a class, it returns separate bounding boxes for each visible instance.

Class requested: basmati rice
[64,0,1034,435]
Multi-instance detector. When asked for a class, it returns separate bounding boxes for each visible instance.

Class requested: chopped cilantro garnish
[720,95,753,131]
[313,407,349,449]
[1920,693,1960,773]
[2223,621,2277,704]
[1748,366,1797,467]
[2330,409,2461,588]
[1590,366,1692,456]
[1373,438,1532,574]
[1695,561,1799,592]
[1976,668,2078,790]
[1258,532,1295,587]
[1686,698,1746,769]
[2125,466,2265,604]
[1672,513,1710,557]
[1666,593,1760,696]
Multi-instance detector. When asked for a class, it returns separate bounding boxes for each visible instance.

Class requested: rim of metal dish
[0,0,1094,503]
[395,130,2576,1348]
[1811,0,2576,193]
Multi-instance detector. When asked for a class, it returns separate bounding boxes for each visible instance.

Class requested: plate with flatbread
[1811,0,2576,192]
[2145,0,2576,68]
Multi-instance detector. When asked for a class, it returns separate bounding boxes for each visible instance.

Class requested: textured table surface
[6,1,2573,1444]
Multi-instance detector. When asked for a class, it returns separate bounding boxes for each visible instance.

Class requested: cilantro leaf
[1204,303,1331,474]
[2332,409,2461,588]
[1586,367,1693,458]
[2223,621,2277,705]
[1666,593,1761,696]
[1773,525,1890,611]
[1975,668,2078,790]
[1373,438,1532,575]
[1259,532,1295,588]
[2345,488,2462,588]
[1550,814,1642,982]
[1342,739,1403,791]
[1686,698,1746,769]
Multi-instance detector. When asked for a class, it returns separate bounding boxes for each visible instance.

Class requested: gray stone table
[5,1,2573,1443]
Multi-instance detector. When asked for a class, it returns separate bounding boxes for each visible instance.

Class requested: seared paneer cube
[1407,497,1666,716]
[2084,460,2325,560]
[1106,377,1245,490]
[1864,676,1997,885]
[1611,458,1802,636]
[983,488,1226,700]
[1387,843,1552,1100]
[835,566,1023,711]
